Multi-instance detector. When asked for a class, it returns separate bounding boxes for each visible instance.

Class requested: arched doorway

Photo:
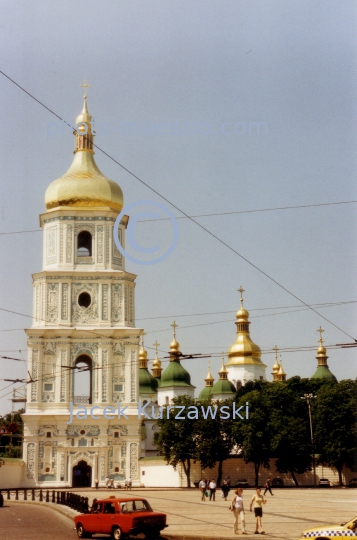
[72,460,92,488]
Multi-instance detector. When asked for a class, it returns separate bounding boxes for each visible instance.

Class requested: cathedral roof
[45,97,123,212]
[159,360,194,388]
[139,367,159,395]
[198,386,213,400]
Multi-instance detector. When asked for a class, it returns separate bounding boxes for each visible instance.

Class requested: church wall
[139,458,356,488]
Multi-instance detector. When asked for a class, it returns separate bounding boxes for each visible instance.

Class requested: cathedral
[21,93,337,488]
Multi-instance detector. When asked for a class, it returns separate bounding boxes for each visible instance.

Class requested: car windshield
[120,500,152,513]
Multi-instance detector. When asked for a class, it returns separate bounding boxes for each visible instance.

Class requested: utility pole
[301,393,317,487]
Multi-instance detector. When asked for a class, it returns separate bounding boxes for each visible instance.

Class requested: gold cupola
[139,334,149,369]
[152,340,163,379]
[45,84,123,212]
[227,287,265,367]
[204,363,214,387]
[169,321,181,360]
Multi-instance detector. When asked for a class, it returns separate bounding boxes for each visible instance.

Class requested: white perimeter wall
[0,459,24,488]
[139,458,356,488]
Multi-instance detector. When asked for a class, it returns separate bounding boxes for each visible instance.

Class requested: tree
[232,389,271,486]
[314,379,357,486]
[195,398,235,486]
[153,396,197,487]
[266,382,312,486]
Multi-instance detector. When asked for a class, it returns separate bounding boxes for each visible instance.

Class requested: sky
[0,0,356,415]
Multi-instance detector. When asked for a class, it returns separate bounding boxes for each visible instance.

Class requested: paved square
[78,487,357,539]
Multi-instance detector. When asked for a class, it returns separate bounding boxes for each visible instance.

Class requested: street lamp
[301,393,317,487]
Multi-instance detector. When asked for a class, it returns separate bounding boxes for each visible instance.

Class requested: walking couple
[230,487,267,535]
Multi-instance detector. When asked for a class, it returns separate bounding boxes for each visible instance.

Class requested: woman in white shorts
[230,488,247,534]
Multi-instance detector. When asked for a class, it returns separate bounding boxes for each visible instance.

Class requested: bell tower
[22,89,142,488]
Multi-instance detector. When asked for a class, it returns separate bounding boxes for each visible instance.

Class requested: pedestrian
[110,478,114,489]
[94,478,99,489]
[230,488,247,535]
[221,479,230,501]
[199,478,207,501]
[264,477,274,496]
[128,477,132,490]
[105,477,109,488]
[250,487,267,534]
[209,479,217,501]
[226,476,231,488]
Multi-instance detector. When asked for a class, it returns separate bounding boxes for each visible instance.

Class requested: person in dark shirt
[264,477,274,496]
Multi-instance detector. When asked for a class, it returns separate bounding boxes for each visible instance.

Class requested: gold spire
[169,321,181,359]
[139,332,148,369]
[277,355,286,381]
[204,360,214,387]
[45,89,123,212]
[152,340,163,378]
[272,345,280,381]
[227,288,265,367]
[218,354,229,380]
[316,326,328,366]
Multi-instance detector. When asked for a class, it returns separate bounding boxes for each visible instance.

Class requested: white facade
[226,363,266,388]
[22,133,143,488]
[157,386,195,407]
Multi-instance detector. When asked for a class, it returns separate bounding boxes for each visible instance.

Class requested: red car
[74,496,168,539]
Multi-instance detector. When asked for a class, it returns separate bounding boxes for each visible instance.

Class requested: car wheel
[76,523,91,538]
[112,526,123,540]
[0,494,4,508]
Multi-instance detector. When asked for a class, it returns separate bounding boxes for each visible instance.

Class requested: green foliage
[153,379,356,488]
[314,379,357,485]
[153,396,197,487]
[232,390,271,486]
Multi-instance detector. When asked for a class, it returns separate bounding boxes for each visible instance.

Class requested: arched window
[77,231,92,257]
[74,354,93,405]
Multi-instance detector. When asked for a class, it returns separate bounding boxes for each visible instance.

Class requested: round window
[78,292,91,308]
[80,429,86,435]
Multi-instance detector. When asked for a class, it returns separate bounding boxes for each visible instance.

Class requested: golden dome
[139,335,148,368]
[227,288,265,367]
[272,361,280,373]
[45,97,123,212]
[152,355,162,369]
[170,338,180,354]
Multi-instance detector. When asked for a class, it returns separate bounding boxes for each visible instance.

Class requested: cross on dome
[273,345,279,360]
[171,321,178,338]
[317,326,324,344]
[79,79,91,98]
[153,341,160,354]
[141,332,147,347]
[237,286,245,306]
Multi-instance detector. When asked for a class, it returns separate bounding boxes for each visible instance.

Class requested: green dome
[211,378,236,396]
[139,368,159,395]
[311,366,337,381]
[198,386,213,400]
[160,361,194,388]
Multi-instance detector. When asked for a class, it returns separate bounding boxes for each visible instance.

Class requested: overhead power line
[0,69,355,342]
[1,200,357,236]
